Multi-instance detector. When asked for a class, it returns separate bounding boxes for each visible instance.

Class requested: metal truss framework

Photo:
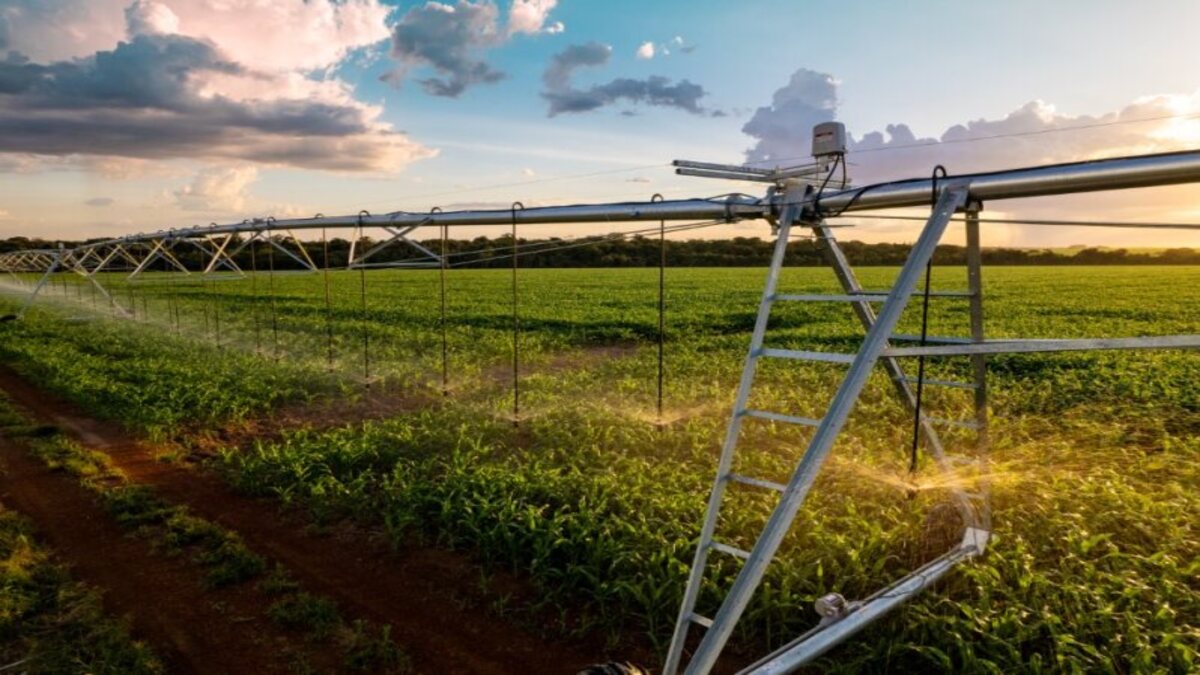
[1,149,1200,673]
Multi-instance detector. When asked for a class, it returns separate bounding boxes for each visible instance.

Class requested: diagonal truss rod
[185,237,244,276]
[201,234,243,275]
[259,230,318,272]
[348,220,443,268]
[129,238,191,278]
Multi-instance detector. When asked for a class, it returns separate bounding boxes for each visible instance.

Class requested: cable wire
[321,221,335,372]
[435,207,449,396]
[653,193,667,426]
[357,211,371,388]
[510,202,523,428]
[265,224,280,363]
[910,165,948,473]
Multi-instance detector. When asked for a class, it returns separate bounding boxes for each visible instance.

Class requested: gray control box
[812,121,847,158]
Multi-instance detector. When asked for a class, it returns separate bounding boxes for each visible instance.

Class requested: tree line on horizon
[3,235,1199,269]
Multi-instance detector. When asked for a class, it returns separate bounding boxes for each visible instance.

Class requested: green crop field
[0,265,1197,673]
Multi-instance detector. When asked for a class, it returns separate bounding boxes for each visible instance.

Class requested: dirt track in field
[0,429,335,674]
[0,366,600,674]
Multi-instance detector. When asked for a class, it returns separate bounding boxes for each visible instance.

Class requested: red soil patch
[0,433,337,674]
[0,366,603,674]
[190,381,435,455]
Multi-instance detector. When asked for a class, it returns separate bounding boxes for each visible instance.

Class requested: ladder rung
[742,409,822,427]
[727,473,786,492]
[925,416,981,430]
[758,348,856,364]
[689,613,714,628]
[860,289,975,298]
[899,375,978,389]
[891,334,974,344]
[774,293,888,302]
[710,541,751,560]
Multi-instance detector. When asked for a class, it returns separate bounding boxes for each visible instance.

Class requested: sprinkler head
[814,592,849,619]
[814,592,861,625]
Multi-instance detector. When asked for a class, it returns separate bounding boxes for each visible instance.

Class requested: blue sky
[1,0,1199,245]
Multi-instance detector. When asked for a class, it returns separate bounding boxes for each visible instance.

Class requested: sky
[2,0,1200,247]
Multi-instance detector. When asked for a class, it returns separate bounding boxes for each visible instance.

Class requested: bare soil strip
[0,366,599,674]
[0,433,332,674]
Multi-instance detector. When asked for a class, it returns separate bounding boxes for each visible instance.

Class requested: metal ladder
[664,183,992,674]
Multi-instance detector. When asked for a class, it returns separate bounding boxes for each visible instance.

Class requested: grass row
[0,507,161,674]
[0,394,411,673]
[216,400,1199,673]
[0,398,162,673]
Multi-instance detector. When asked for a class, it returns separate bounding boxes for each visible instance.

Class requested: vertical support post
[965,204,990,525]
[909,260,934,473]
[127,276,138,320]
[249,232,261,349]
[266,224,281,362]
[201,273,211,337]
[321,224,335,372]
[654,193,666,425]
[435,207,449,396]
[212,272,222,347]
[357,211,371,388]
[510,202,524,427]
[348,224,360,270]
[164,242,181,335]
[73,255,83,301]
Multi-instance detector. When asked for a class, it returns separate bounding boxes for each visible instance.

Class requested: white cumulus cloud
[125,0,180,36]
[173,165,259,212]
[0,2,433,173]
[636,41,655,60]
[508,0,558,35]
[0,1,392,73]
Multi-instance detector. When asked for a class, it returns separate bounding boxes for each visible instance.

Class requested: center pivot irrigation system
[3,123,1200,673]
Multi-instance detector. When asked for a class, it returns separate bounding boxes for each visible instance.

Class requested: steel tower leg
[668,186,971,675]
[662,184,806,675]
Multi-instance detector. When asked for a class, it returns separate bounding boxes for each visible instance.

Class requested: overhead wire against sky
[63,109,1200,252]
[434,216,733,263]
[337,162,672,212]
[447,219,726,268]
[744,111,1200,166]
[510,202,522,428]
[329,109,1200,214]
